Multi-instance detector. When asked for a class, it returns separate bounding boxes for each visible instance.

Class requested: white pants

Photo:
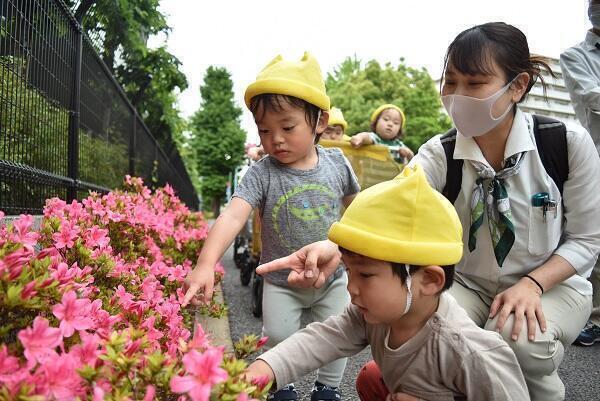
[450,281,591,401]
[262,274,350,387]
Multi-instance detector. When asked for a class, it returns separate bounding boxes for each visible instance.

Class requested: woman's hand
[256,240,341,288]
[489,277,547,341]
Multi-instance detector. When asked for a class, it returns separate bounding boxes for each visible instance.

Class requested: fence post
[129,114,136,176]
[67,21,83,202]
[67,1,96,201]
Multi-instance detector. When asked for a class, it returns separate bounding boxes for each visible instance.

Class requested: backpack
[441,115,569,204]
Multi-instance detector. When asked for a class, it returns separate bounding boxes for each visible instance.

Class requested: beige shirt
[260,292,529,401]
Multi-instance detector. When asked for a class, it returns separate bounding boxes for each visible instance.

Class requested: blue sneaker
[311,381,342,401]
[574,321,600,346]
[267,383,298,401]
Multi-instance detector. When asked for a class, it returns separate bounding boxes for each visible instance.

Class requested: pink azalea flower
[256,336,269,349]
[10,214,39,250]
[84,226,110,249]
[52,222,80,249]
[70,332,101,367]
[21,280,38,300]
[17,317,62,366]
[251,375,271,391]
[170,348,228,401]
[189,324,210,350]
[1,248,32,279]
[143,385,156,401]
[37,353,84,400]
[52,291,94,337]
[0,345,19,379]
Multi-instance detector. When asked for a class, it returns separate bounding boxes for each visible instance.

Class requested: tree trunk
[211,196,221,218]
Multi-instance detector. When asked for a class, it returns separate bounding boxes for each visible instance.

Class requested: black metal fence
[0,0,199,215]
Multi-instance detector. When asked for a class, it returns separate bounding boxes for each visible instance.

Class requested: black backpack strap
[440,128,463,204]
[532,115,569,196]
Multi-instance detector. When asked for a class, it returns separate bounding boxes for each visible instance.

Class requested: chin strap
[402,264,413,316]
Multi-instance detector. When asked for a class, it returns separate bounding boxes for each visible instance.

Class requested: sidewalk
[194,282,234,353]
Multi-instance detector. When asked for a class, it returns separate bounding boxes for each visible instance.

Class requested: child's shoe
[267,383,298,401]
[574,321,600,346]
[310,380,342,401]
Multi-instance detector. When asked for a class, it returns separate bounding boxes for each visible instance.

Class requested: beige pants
[450,281,591,401]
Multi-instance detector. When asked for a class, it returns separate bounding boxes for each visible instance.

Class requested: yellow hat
[328,107,348,130]
[244,52,330,111]
[328,164,463,266]
[370,104,406,130]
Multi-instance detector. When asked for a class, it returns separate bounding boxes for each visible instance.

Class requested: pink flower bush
[170,348,228,401]
[0,177,269,400]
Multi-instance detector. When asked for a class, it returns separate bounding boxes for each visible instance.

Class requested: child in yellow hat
[182,52,360,401]
[245,165,530,401]
[350,104,414,164]
[321,107,348,141]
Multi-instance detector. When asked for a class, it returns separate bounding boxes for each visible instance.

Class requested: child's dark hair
[340,247,454,292]
[442,22,555,103]
[370,110,404,139]
[391,263,454,292]
[249,94,323,143]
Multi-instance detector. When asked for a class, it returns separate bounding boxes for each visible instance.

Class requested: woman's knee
[486,316,564,377]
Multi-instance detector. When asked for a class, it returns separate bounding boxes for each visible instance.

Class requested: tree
[326,57,451,151]
[190,67,246,216]
[67,0,189,150]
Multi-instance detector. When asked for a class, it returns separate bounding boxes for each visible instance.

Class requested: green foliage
[189,67,246,214]
[326,57,451,151]
[69,0,191,167]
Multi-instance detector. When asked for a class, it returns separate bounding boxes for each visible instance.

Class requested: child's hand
[245,360,275,384]
[256,240,341,288]
[386,392,419,401]
[350,135,364,149]
[182,265,216,306]
[399,147,414,161]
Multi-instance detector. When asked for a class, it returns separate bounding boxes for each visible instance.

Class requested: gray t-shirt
[233,146,360,286]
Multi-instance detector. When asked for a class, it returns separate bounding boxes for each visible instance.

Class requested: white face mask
[441,79,515,138]
[589,3,600,29]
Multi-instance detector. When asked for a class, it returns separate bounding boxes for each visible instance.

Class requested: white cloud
[151,0,588,143]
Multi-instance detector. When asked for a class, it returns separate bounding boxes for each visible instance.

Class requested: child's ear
[316,111,330,134]
[417,265,445,296]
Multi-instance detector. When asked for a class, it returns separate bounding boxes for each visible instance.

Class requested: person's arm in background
[560,50,600,144]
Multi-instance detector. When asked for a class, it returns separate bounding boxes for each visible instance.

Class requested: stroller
[234,140,403,318]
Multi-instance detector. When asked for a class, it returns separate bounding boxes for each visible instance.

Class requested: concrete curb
[194,283,234,353]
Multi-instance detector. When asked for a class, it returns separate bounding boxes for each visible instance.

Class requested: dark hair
[442,22,555,103]
[339,247,455,293]
[391,263,454,292]
[370,108,404,139]
[249,94,323,143]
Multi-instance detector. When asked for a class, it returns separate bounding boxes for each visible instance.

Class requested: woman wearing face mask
[254,22,600,401]
[409,22,600,401]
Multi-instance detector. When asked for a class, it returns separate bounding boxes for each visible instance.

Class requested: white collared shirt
[561,30,600,155]
[410,110,600,297]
